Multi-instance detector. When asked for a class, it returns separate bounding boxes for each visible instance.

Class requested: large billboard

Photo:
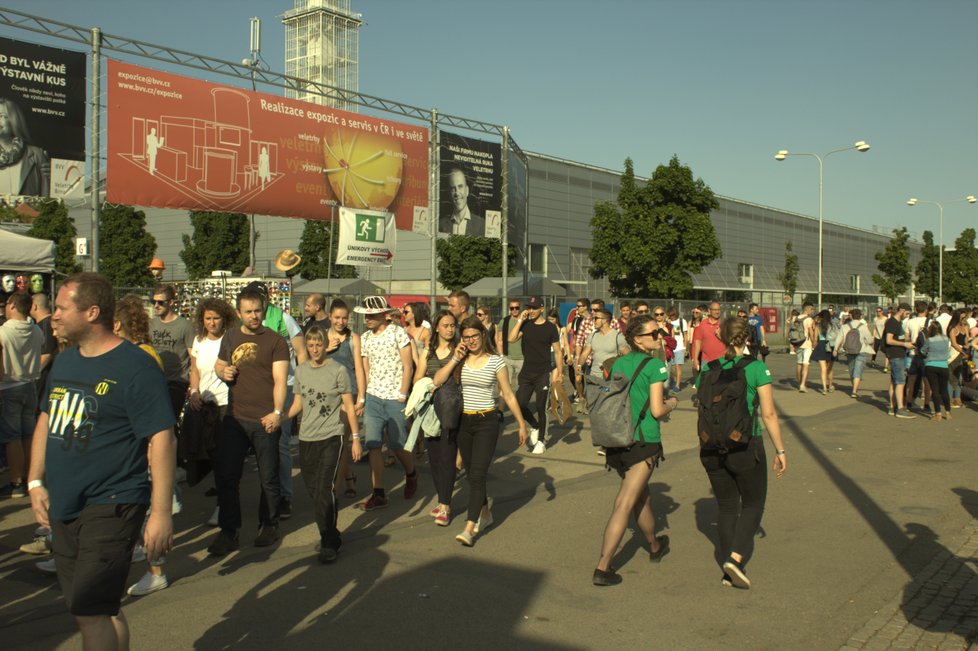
[438,131,501,237]
[106,60,429,228]
[0,37,86,199]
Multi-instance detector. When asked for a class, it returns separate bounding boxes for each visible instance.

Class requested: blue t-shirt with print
[42,340,176,521]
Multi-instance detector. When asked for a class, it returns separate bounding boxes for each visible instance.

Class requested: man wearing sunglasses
[151,285,195,424]
[509,296,562,454]
[496,299,524,383]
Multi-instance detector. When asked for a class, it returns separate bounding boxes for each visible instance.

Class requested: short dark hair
[577,297,590,306]
[593,308,612,320]
[236,288,265,310]
[152,284,177,302]
[619,300,631,309]
[749,303,758,310]
[64,272,115,329]
[802,302,813,310]
[850,308,863,320]
[448,290,470,311]
[7,291,30,316]
[635,300,650,310]
[898,302,911,312]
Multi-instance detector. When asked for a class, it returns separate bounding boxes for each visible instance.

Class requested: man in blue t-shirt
[27,273,176,650]
[747,304,767,362]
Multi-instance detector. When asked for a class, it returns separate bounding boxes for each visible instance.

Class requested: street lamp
[774,140,871,309]
[906,195,977,303]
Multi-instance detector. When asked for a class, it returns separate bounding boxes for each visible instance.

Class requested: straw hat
[274,249,302,272]
[353,296,393,315]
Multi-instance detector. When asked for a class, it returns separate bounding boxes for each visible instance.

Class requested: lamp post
[906,195,977,303]
[775,140,870,310]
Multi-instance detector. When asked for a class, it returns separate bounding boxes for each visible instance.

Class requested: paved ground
[1,352,977,650]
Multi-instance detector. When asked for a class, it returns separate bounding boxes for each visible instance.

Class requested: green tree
[944,228,978,304]
[914,230,940,300]
[28,198,81,276]
[98,204,157,287]
[436,235,517,291]
[295,218,357,280]
[589,155,721,297]
[180,211,251,280]
[872,227,912,302]
[778,240,799,305]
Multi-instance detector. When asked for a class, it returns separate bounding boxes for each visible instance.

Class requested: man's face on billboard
[449,170,469,213]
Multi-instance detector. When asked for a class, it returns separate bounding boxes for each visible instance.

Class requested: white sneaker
[528,428,540,447]
[36,558,57,574]
[596,448,606,457]
[532,441,546,455]
[131,544,146,563]
[207,506,220,527]
[127,572,169,596]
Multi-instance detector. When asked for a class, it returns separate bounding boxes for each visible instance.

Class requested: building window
[529,243,547,275]
[738,263,754,287]
[570,247,590,282]
[850,275,860,292]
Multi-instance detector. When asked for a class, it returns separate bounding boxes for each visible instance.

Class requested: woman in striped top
[434,315,527,546]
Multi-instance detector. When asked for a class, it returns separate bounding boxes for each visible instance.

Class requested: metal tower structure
[283,0,361,112]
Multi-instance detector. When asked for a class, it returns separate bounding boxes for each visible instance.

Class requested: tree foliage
[295,218,357,280]
[27,198,81,276]
[436,235,517,291]
[914,230,940,300]
[944,228,978,305]
[180,211,251,280]
[589,155,721,298]
[778,240,799,304]
[99,204,157,287]
[872,227,912,302]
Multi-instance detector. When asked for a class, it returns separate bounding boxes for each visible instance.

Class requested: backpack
[696,357,757,452]
[843,324,863,356]
[825,322,841,349]
[913,317,932,357]
[788,318,807,346]
[585,356,652,449]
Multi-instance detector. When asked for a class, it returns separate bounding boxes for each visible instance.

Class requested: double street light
[906,195,977,304]
[775,140,871,309]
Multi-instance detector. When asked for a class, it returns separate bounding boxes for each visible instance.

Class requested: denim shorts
[888,355,907,385]
[673,349,685,365]
[795,347,812,366]
[847,352,867,380]
[363,395,409,450]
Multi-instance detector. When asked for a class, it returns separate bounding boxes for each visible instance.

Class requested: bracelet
[189,388,199,395]
[452,356,463,363]
[352,434,363,441]
[775,449,786,455]
[28,479,44,491]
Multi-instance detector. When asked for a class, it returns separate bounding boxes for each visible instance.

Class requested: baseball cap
[524,296,543,309]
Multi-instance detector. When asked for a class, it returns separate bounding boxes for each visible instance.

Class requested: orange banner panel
[106,60,429,229]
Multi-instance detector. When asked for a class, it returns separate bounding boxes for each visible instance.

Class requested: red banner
[106,60,428,228]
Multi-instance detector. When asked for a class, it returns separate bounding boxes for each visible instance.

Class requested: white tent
[0,228,55,272]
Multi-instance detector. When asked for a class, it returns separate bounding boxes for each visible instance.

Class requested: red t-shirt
[692,318,725,364]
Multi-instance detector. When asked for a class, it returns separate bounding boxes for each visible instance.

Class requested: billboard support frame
[429,109,438,311]
[90,27,101,272]
[501,126,509,309]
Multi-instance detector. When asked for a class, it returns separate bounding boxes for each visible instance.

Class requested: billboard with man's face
[438,131,501,238]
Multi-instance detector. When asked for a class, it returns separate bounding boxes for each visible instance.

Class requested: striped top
[460,354,506,411]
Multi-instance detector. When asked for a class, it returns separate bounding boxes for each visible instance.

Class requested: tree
[436,235,517,291]
[914,230,940,300]
[28,198,81,276]
[98,204,157,287]
[943,228,978,305]
[778,240,799,305]
[295,218,357,280]
[872,227,912,302]
[180,211,251,279]
[589,155,721,297]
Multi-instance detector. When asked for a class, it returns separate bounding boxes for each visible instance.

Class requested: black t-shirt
[302,316,331,334]
[35,315,58,401]
[882,317,906,359]
[518,319,559,376]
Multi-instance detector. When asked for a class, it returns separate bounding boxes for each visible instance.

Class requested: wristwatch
[274,409,283,416]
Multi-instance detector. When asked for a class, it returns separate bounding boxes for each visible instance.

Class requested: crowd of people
[15,274,975,645]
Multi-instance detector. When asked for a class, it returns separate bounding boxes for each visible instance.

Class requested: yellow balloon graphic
[322,130,403,209]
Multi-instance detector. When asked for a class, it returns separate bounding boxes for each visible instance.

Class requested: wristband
[28,479,44,491]
[775,449,786,455]
[273,409,283,416]
[357,398,365,405]
[190,388,199,395]
[397,393,407,400]
[352,434,363,441]
[452,357,463,363]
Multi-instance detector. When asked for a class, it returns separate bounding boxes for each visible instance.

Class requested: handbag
[433,377,463,430]
[548,380,574,426]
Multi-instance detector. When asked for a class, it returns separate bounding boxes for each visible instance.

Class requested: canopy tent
[0,228,55,273]
[462,276,568,299]
[291,278,385,297]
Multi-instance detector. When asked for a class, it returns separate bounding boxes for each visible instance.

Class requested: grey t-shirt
[151,316,194,383]
[293,360,352,442]
[588,329,626,378]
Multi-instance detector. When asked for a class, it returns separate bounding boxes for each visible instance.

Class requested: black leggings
[426,429,458,506]
[456,412,499,522]
[516,371,550,438]
[699,440,768,563]
[924,366,951,413]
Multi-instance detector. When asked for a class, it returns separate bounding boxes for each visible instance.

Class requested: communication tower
[283,0,362,111]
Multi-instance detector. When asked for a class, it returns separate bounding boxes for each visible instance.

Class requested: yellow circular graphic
[231,342,259,366]
[322,130,403,209]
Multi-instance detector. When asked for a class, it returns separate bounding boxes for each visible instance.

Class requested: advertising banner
[106,60,428,228]
[0,36,86,199]
[438,131,501,238]
[335,207,396,268]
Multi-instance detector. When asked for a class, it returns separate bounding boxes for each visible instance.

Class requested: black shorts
[908,355,925,375]
[605,441,663,478]
[51,503,147,617]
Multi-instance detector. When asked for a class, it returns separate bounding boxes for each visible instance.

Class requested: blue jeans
[215,415,281,534]
[847,353,867,381]
[279,385,295,499]
[363,395,409,450]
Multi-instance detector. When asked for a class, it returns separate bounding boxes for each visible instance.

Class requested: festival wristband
[28,480,44,491]
[775,449,786,455]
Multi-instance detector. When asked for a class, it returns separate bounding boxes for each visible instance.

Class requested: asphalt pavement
[1,352,977,650]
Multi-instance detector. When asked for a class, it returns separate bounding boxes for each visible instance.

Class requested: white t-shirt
[191,336,228,406]
[361,323,411,400]
[936,312,952,335]
[670,318,687,352]
[904,315,928,349]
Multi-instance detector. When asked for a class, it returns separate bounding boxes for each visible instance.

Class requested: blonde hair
[719,317,749,359]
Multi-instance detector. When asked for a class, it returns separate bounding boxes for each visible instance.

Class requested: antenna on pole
[242,17,261,69]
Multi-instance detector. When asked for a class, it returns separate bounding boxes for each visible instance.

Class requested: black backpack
[696,357,757,452]
[788,318,807,346]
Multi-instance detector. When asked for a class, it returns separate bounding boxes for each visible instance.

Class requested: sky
[3,0,977,244]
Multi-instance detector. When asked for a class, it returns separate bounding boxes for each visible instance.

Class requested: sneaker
[131,544,146,563]
[592,567,622,586]
[254,525,279,547]
[850,393,858,399]
[19,535,51,555]
[798,386,807,393]
[649,535,670,563]
[127,572,169,596]
[174,467,187,484]
[531,441,546,455]
[596,448,606,457]
[318,547,338,564]
[434,509,450,527]
[474,505,493,534]
[279,498,293,520]
[207,531,240,557]
[36,557,57,574]
[722,558,751,589]
[430,505,443,517]
[887,408,895,416]
[0,482,26,498]
[207,506,220,527]
[404,472,419,499]
[895,410,916,420]
[721,573,734,587]
[357,494,389,511]
[932,413,943,422]
[455,529,475,547]
[528,427,540,447]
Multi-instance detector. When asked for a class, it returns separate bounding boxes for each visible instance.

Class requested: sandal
[343,475,357,498]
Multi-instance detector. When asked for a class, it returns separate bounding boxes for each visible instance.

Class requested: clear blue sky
[5,0,977,243]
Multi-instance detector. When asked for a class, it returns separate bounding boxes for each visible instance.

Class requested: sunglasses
[509,306,520,311]
[636,309,649,314]
[635,331,659,339]
[476,312,486,317]
[152,299,169,306]
[653,311,665,316]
